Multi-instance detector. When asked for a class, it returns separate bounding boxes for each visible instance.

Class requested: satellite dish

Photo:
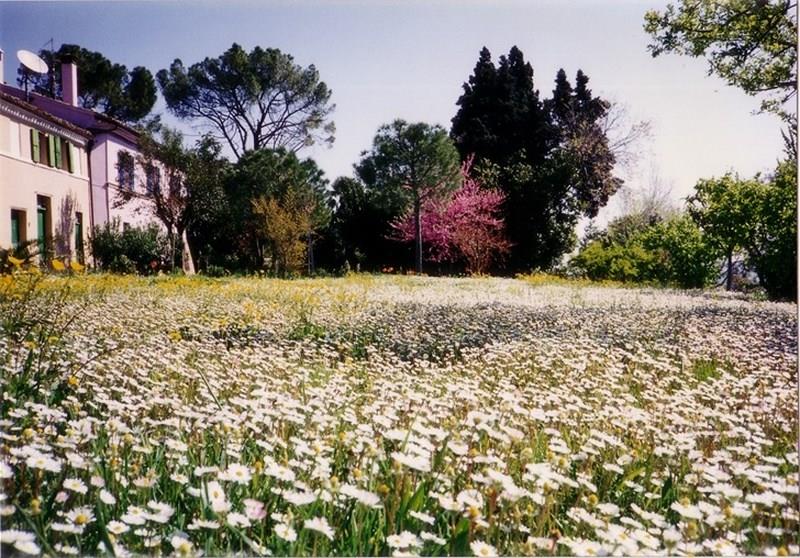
[17,49,49,74]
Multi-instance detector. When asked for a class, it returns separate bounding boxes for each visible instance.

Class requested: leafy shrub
[571,213,717,288]
[746,160,797,301]
[90,219,169,274]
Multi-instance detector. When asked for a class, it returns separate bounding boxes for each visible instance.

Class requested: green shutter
[67,143,75,173]
[30,129,40,162]
[54,137,62,169]
[47,135,55,167]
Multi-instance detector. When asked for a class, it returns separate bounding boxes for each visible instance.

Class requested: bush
[571,213,717,288]
[746,160,797,301]
[90,220,169,274]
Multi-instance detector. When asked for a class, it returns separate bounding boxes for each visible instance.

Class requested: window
[29,130,73,171]
[146,164,161,195]
[117,151,135,190]
[10,209,26,248]
[30,129,50,166]
[36,195,51,262]
[59,138,73,173]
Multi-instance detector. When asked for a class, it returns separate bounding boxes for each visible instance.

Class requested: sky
[0,0,788,223]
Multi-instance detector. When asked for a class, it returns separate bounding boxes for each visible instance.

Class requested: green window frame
[47,135,56,167]
[30,129,40,162]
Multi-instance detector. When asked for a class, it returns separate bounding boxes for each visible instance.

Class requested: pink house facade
[0,49,160,262]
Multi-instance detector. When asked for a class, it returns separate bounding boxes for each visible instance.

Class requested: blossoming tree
[392,158,511,274]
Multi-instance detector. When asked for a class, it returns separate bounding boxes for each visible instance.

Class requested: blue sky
[0,0,787,222]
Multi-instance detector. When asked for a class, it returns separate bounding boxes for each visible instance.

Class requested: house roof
[0,83,140,145]
[0,88,92,138]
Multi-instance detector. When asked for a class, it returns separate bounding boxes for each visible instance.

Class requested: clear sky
[0,0,787,223]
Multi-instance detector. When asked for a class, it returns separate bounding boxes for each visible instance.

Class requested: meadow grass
[0,272,797,556]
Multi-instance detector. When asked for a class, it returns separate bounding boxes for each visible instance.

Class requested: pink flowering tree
[391,158,511,274]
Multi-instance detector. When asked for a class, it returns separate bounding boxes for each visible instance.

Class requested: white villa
[0,49,157,264]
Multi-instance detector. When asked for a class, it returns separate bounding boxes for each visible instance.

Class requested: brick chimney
[0,50,5,84]
[61,55,78,106]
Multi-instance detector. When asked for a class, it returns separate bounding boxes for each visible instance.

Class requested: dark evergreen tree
[451,47,622,271]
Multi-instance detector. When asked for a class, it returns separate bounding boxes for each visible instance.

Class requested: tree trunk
[414,197,423,273]
[726,249,733,290]
[181,228,195,275]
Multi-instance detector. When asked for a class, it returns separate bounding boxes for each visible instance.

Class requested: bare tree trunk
[181,228,195,275]
[414,197,423,273]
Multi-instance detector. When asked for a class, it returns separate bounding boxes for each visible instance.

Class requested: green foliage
[22,44,157,122]
[745,159,797,300]
[645,0,797,122]
[182,135,233,273]
[89,220,169,274]
[157,43,335,158]
[571,214,717,288]
[688,162,797,300]
[227,149,332,273]
[641,215,720,289]
[691,358,721,383]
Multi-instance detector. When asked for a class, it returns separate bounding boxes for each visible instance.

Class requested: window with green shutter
[47,135,56,167]
[54,136,62,168]
[30,129,40,162]
[67,142,75,173]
